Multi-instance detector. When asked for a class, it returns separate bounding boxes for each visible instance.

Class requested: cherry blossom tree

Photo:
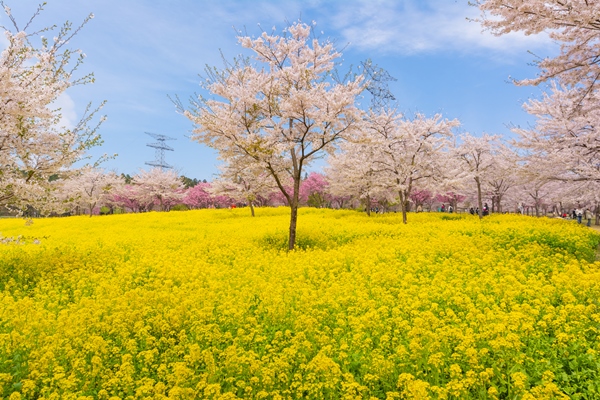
[367,110,459,223]
[514,84,600,183]
[209,157,276,216]
[300,172,330,208]
[435,192,466,213]
[132,168,184,212]
[474,0,600,104]
[453,133,502,219]
[59,167,122,216]
[484,145,520,213]
[475,1,600,187]
[326,140,383,216]
[181,21,364,250]
[409,189,433,210]
[0,3,106,213]
[110,185,152,213]
[182,182,214,209]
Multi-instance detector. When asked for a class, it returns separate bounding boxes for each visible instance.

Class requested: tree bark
[249,201,255,217]
[365,195,371,217]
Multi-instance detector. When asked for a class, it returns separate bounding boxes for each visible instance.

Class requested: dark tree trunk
[288,204,298,250]
[249,201,255,217]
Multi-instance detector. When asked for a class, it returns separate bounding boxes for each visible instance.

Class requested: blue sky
[2,0,555,180]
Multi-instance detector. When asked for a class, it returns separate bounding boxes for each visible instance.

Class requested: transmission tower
[361,59,397,111]
[145,132,176,170]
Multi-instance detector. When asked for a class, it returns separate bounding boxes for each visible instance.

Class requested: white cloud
[327,0,553,57]
[51,92,77,130]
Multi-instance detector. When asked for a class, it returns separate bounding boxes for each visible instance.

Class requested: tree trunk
[475,176,483,219]
[365,195,371,217]
[288,165,302,250]
[399,191,407,224]
[288,202,298,251]
[249,201,255,217]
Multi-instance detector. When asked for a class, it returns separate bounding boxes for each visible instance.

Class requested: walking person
[576,207,583,224]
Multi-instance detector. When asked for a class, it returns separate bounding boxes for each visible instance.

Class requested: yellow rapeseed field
[1,208,600,399]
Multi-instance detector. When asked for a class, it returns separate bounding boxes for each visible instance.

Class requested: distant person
[483,203,489,216]
[448,205,454,213]
[441,204,446,212]
[576,207,583,224]
[585,208,593,227]
[469,207,475,215]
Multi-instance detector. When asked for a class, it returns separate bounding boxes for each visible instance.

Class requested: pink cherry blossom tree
[300,172,330,208]
[181,22,364,250]
[435,192,466,213]
[110,185,153,213]
[183,182,213,209]
[0,3,106,214]
[409,189,433,210]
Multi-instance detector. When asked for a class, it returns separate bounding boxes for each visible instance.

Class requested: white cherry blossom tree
[181,22,364,250]
[453,133,501,219]
[514,84,600,183]
[132,168,184,212]
[326,140,383,216]
[0,3,106,213]
[474,0,600,102]
[59,167,122,216]
[209,156,276,216]
[367,110,459,223]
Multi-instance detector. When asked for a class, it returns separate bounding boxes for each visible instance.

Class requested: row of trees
[55,152,597,223]
[52,167,341,216]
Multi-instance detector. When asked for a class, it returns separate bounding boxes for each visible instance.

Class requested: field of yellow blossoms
[1,208,600,399]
